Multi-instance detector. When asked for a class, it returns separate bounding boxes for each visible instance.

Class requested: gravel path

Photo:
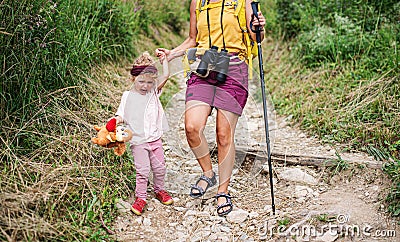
[111,58,398,242]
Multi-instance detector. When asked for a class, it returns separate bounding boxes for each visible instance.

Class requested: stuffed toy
[91,118,133,156]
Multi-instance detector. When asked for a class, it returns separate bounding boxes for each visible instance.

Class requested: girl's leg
[215,109,239,209]
[131,144,151,200]
[185,100,214,188]
[148,139,166,193]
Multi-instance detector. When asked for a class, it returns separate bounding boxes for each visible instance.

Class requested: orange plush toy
[91,118,133,156]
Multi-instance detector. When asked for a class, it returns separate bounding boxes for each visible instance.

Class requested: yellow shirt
[196,0,247,60]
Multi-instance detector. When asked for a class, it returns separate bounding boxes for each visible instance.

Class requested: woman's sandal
[216,192,233,216]
[189,171,217,198]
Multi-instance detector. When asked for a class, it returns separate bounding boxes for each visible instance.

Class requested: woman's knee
[216,129,233,147]
[185,121,204,138]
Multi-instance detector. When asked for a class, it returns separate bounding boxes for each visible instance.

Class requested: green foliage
[138,0,190,33]
[276,0,400,39]
[296,14,372,66]
[276,0,302,39]
[259,0,278,38]
[267,0,399,217]
[272,0,399,156]
[278,217,290,226]
[315,214,336,223]
[276,0,399,75]
[383,159,400,216]
[329,152,349,176]
[0,0,188,118]
[1,0,132,119]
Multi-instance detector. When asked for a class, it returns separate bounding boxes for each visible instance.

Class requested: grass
[263,0,399,217]
[260,37,399,215]
[0,0,184,240]
[328,152,350,176]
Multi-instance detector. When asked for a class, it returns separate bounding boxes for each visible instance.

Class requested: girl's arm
[156,0,198,60]
[246,0,266,42]
[156,55,170,91]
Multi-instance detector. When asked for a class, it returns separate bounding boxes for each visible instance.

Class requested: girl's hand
[156,51,166,63]
[156,48,172,61]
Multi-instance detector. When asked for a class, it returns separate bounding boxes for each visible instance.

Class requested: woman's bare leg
[216,109,239,211]
[185,100,214,191]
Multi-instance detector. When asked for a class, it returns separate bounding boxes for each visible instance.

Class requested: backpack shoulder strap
[196,0,208,19]
[234,0,246,30]
[234,0,257,79]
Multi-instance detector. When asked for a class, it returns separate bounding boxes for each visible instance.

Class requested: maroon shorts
[185,58,249,116]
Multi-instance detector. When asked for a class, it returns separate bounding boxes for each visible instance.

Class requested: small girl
[113,51,172,215]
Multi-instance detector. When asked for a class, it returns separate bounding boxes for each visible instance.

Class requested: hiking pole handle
[250,1,262,43]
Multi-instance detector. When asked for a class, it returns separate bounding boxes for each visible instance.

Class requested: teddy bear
[91,118,133,156]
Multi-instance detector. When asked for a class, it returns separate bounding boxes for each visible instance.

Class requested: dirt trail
[111,58,398,242]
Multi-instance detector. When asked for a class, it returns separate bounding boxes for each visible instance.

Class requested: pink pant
[130,138,166,200]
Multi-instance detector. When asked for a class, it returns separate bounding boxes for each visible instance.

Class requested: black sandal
[216,192,233,216]
[189,172,217,198]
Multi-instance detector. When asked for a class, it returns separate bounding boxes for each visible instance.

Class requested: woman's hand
[156,48,171,61]
[251,12,266,31]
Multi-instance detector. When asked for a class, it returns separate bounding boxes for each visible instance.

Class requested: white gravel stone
[226,209,249,224]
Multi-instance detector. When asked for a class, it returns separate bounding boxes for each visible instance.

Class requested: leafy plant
[278,217,291,226]
[329,152,349,176]
[383,159,400,216]
[315,213,336,223]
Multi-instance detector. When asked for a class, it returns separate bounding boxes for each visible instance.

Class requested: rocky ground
[110,59,399,241]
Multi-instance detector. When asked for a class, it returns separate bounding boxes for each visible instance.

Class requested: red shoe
[131,198,147,215]
[155,190,173,205]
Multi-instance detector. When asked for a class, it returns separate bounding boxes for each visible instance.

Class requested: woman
[156,0,265,216]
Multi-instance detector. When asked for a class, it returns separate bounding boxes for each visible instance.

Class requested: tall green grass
[268,0,400,217]
[1,0,186,240]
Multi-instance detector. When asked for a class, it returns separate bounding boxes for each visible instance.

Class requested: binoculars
[196,46,230,83]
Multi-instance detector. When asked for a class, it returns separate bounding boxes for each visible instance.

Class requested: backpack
[195,0,258,74]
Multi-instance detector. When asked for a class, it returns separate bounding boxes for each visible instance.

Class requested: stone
[279,167,318,185]
[226,209,249,224]
[315,231,338,242]
[143,218,151,226]
[115,199,131,214]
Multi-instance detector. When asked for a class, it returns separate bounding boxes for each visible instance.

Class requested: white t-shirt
[115,89,169,145]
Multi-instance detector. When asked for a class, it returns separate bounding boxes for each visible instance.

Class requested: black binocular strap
[220,0,226,50]
[205,0,227,50]
[206,0,212,48]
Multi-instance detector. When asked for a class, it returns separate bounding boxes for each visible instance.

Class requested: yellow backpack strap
[234,0,254,79]
[195,0,201,43]
[245,33,254,80]
[195,0,203,19]
[182,52,191,78]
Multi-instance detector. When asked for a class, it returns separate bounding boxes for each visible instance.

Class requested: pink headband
[130,65,158,76]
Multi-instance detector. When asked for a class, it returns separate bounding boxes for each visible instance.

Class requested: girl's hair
[133,51,155,66]
[130,51,158,81]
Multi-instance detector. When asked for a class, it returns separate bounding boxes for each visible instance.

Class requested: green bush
[276,0,400,39]
[295,13,372,67]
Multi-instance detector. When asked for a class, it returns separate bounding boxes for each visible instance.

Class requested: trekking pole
[250,0,275,215]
